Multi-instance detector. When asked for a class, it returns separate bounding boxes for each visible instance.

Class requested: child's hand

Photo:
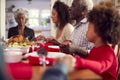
[55,55,76,72]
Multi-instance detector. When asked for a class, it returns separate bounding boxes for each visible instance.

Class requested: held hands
[55,55,76,72]
[60,40,72,53]
[36,35,55,41]
[46,36,55,42]
[62,40,72,46]
[35,35,46,41]
[35,35,55,42]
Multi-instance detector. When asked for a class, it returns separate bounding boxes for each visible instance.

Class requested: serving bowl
[4,48,23,63]
[5,46,29,53]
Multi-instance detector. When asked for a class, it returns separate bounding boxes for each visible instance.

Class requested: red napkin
[44,42,53,46]
[45,46,60,52]
[44,43,60,52]
[28,46,33,53]
[28,42,60,53]
[7,62,32,80]
[28,56,55,66]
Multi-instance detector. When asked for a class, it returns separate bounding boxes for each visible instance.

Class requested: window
[28,9,39,28]
[28,9,51,37]
[40,9,51,29]
[28,9,50,29]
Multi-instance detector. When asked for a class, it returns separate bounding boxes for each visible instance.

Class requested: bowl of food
[4,49,23,63]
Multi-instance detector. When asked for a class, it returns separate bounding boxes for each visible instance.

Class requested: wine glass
[37,48,48,67]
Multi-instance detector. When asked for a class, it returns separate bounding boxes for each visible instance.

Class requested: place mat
[7,62,32,79]
[28,42,60,52]
[28,56,55,66]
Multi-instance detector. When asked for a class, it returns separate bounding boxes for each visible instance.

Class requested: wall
[6,0,51,10]
[1,0,116,39]
[6,0,51,37]
[0,0,6,39]
[92,0,114,4]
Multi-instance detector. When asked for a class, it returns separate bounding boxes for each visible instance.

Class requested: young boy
[58,4,120,80]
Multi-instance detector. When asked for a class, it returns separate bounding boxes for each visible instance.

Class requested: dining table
[7,59,102,80]
[31,65,102,80]
[6,43,102,80]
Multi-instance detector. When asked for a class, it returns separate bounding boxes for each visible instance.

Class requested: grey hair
[14,8,29,19]
[79,0,93,11]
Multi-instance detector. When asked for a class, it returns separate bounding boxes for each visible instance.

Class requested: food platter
[6,35,35,47]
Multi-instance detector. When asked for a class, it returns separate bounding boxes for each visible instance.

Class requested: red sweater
[75,45,118,80]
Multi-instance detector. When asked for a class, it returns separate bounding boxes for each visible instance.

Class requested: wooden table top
[21,60,102,80]
[31,65,102,80]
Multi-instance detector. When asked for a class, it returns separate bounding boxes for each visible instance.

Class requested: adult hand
[35,35,46,41]
[60,44,70,53]
[46,36,55,42]
[62,40,72,46]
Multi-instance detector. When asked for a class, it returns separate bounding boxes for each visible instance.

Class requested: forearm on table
[69,43,88,58]
[75,56,113,74]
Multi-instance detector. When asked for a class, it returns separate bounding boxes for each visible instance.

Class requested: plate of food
[6,35,35,47]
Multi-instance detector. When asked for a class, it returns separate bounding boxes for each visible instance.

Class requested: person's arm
[47,39,61,45]
[74,52,114,74]
[31,29,35,40]
[60,43,88,58]
[46,36,55,41]
[27,29,35,41]
[69,43,88,58]
[34,35,46,41]
[8,28,12,38]
[63,24,74,41]
[57,24,74,43]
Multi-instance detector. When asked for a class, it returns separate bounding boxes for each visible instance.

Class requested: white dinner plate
[48,45,60,49]
[25,51,66,58]
[47,52,65,58]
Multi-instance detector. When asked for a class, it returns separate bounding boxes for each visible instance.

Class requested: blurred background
[0,0,118,39]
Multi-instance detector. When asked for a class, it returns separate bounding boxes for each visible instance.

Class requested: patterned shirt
[70,18,93,51]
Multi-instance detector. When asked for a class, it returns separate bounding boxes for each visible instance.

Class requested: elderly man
[62,0,94,58]
[8,8,34,40]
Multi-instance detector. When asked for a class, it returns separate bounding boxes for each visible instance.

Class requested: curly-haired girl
[58,4,120,80]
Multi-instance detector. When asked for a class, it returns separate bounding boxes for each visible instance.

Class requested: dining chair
[115,43,120,80]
